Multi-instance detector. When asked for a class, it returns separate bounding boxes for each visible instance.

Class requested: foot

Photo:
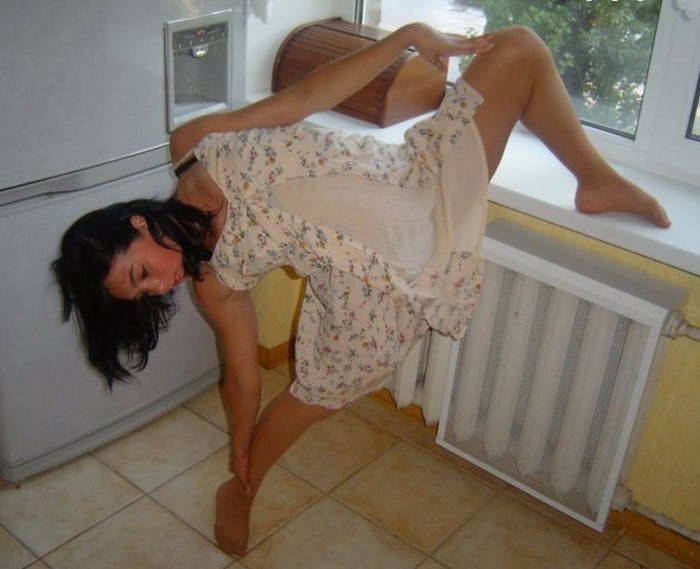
[575,173,671,228]
[214,478,252,556]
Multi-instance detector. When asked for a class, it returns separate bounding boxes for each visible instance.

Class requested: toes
[648,206,671,228]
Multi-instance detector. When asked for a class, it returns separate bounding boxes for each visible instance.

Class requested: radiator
[394,220,686,531]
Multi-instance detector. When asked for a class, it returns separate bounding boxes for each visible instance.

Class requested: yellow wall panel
[250,268,305,349]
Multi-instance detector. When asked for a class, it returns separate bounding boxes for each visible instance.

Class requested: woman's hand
[230,448,252,495]
[406,23,495,72]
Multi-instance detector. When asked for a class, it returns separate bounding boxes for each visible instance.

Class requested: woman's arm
[193,270,261,494]
[170,23,493,161]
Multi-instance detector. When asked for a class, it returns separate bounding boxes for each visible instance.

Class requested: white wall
[246,0,355,94]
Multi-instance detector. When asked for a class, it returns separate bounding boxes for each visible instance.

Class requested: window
[357,0,700,185]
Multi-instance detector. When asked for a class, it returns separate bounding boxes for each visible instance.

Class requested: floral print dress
[193,78,489,409]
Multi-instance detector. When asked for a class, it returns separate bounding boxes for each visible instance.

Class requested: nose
[145,278,170,296]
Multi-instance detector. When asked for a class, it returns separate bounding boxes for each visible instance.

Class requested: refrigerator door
[0,167,220,482]
[0,0,246,194]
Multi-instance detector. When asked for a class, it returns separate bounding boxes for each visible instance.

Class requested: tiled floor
[0,364,695,569]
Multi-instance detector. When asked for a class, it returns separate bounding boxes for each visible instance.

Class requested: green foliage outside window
[469,0,662,137]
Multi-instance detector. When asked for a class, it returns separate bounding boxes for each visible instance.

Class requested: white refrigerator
[0,0,247,482]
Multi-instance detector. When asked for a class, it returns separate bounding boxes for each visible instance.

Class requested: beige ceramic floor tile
[279,409,397,492]
[505,485,623,546]
[614,534,694,569]
[44,496,231,569]
[0,524,37,569]
[185,384,229,431]
[26,562,50,569]
[434,494,607,569]
[247,464,322,550]
[0,455,140,556]
[151,448,230,539]
[348,396,422,438]
[153,448,321,549]
[242,496,425,569]
[94,406,227,491]
[416,558,450,569]
[596,551,650,569]
[272,359,296,380]
[258,368,294,407]
[408,426,510,490]
[333,441,497,552]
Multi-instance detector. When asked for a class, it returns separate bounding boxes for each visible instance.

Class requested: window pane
[362,0,661,138]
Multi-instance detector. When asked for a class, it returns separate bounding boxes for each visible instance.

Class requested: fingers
[239,477,252,495]
[230,453,252,494]
[233,468,252,495]
[416,28,495,70]
[433,55,448,73]
[456,32,496,54]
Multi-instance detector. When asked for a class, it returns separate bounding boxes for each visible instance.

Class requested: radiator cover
[436,220,685,531]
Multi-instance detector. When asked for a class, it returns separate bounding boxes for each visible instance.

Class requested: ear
[130,215,148,231]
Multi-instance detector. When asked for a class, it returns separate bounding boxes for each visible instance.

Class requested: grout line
[325,494,430,556]
[428,491,501,559]
[243,487,324,560]
[36,494,151,563]
[182,403,229,434]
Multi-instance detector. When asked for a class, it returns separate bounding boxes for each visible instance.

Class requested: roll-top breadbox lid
[272,19,447,127]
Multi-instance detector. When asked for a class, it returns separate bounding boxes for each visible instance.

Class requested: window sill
[250,92,700,276]
[489,130,700,277]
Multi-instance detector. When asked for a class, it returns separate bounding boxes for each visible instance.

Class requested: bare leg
[464,26,670,228]
[214,390,336,555]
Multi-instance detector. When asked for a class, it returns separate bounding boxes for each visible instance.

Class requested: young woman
[54,23,670,556]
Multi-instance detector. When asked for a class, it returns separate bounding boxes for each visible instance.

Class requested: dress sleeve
[194,130,285,199]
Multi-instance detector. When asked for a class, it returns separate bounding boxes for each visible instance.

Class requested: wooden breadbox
[272,19,447,127]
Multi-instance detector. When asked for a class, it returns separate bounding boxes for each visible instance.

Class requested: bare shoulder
[194,267,246,304]
[193,268,253,328]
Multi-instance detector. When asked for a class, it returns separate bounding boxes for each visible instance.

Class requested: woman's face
[104,216,188,300]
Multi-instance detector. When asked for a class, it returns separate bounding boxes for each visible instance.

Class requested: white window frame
[355,0,700,187]
[589,0,700,186]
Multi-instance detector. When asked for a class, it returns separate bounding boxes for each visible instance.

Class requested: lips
[172,271,186,289]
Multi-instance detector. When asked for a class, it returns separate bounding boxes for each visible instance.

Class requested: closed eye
[127,265,148,300]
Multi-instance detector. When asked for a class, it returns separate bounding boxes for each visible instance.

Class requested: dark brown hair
[52,198,213,388]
